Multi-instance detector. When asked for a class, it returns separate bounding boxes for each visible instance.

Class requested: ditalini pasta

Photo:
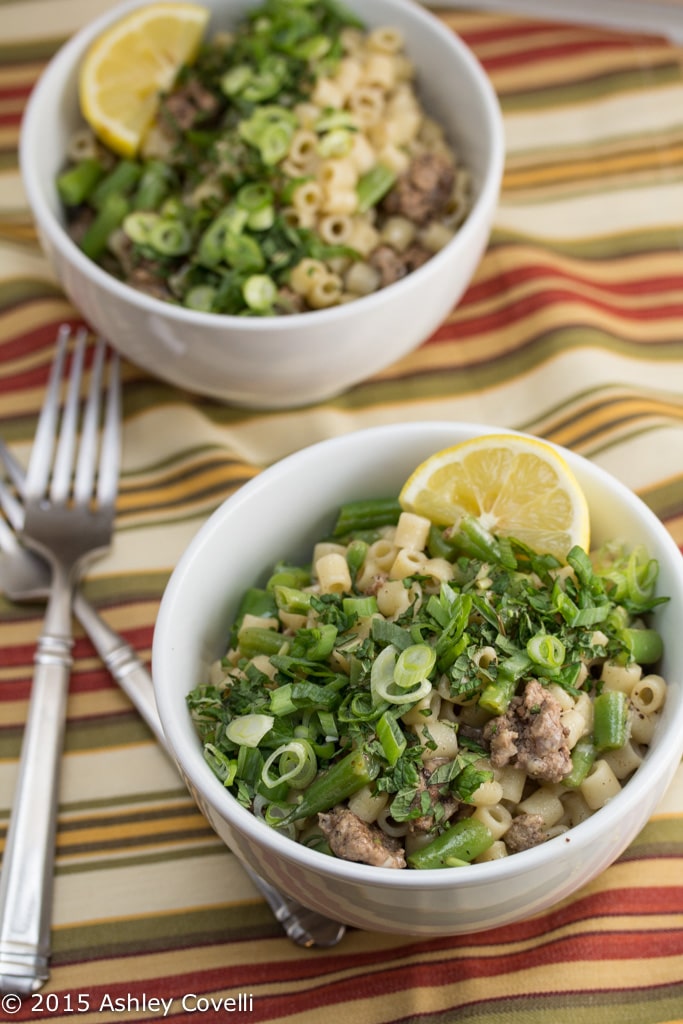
[188,499,669,870]
[58,0,471,317]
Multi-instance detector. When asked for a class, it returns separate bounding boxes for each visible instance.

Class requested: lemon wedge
[78,2,210,157]
[399,433,590,562]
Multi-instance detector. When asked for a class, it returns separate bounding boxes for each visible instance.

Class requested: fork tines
[25,326,120,511]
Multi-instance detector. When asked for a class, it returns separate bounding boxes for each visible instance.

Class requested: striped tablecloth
[1,3,683,1021]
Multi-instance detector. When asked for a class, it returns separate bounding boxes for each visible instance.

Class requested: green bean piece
[133,160,173,211]
[407,818,494,869]
[331,498,402,538]
[91,159,142,209]
[593,690,629,752]
[80,193,130,260]
[346,539,368,578]
[228,586,278,647]
[478,674,518,716]
[563,736,596,788]
[426,524,457,561]
[454,515,518,569]
[266,565,311,591]
[56,158,105,206]
[356,164,397,213]
[342,596,378,618]
[278,749,380,825]
[621,627,663,665]
[237,626,285,659]
[479,651,531,715]
[273,585,312,614]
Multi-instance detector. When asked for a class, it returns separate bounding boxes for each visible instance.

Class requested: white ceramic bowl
[152,422,683,936]
[20,0,504,409]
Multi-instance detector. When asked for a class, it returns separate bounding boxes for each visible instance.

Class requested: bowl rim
[19,0,505,332]
[153,420,683,891]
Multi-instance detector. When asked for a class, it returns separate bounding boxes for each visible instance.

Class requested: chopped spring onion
[262,739,317,790]
[526,633,566,670]
[148,219,191,256]
[243,273,277,311]
[394,643,436,689]
[226,713,275,748]
[123,210,159,244]
[377,711,407,766]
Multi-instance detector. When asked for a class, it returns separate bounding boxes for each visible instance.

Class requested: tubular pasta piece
[379,215,417,253]
[376,578,414,620]
[468,779,504,808]
[289,257,327,296]
[367,25,404,54]
[389,548,427,580]
[600,659,642,694]
[377,807,410,838]
[346,216,381,257]
[318,213,353,245]
[315,551,352,593]
[394,511,431,551]
[347,84,384,126]
[580,759,622,810]
[629,707,658,745]
[344,260,380,296]
[416,719,458,760]
[493,766,526,804]
[630,674,666,714]
[419,220,455,253]
[518,788,564,827]
[361,53,396,91]
[602,739,644,780]
[401,690,441,726]
[472,803,512,840]
[348,785,388,824]
[475,839,508,862]
[307,271,343,309]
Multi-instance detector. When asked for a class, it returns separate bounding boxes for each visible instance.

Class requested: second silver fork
[0,455,347,952]
[0,326,121,995]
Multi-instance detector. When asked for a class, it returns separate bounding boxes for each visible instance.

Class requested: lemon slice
[79,2,210,157]
[399,433,590,562]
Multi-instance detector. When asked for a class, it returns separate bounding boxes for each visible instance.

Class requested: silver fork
[0,325,121,994]
[0,459,347,952]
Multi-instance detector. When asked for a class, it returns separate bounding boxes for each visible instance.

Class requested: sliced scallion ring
[526,633,566,669]
[262,739,317,790]
[394,643,436,689]
[225,713,274,748]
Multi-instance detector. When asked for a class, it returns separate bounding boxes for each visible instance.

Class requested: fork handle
[69,594,347,949]
[71,592,166,749]
[0,634,71,994]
